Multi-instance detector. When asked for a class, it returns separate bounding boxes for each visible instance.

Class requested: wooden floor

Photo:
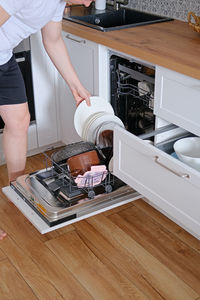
[0,150,200,300]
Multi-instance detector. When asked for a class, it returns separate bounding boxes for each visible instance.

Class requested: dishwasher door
[2,174,140,234]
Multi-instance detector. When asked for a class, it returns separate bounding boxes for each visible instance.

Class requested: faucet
[108,0,129,10]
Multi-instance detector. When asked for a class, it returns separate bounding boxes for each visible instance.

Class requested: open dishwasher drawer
[2,143,140,234]
[114,125,200,240]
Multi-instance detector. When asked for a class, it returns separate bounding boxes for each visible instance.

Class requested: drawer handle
[154,156,190,178]
[15,57,25,63]
[65,34,86,44]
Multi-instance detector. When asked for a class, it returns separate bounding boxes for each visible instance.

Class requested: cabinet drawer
[154,66,200,136]
[114,126,200,239]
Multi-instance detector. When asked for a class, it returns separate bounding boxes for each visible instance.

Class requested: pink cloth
[75,165,107,188]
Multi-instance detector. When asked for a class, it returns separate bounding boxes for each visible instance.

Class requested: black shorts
[0,55,27,105]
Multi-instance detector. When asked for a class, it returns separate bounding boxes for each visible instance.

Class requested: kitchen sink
[64,8,173,32]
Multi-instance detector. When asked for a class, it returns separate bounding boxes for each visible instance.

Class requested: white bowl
[74,96,114,138]
[173,137,200,171]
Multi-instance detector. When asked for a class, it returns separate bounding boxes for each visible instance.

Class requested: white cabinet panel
[58,32,99,144]
[154,66,200,136]
[31,32,59,147]
[27,123,38,151]
[114,126,200,239]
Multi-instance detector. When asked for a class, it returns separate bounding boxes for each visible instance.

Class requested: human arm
[0,5,10,26]
[0,0,31,26]
[41,20,91,106]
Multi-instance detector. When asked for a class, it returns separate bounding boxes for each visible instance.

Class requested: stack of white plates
[74,96,125,144]
[74,96,115,139]
[87,114,124,144]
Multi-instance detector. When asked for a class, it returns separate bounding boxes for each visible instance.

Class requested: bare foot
[0,229,7,240]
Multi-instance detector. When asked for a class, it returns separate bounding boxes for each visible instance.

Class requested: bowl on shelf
[173,137,200,171]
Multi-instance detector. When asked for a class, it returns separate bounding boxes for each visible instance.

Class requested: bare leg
[0,103,30,240]
[0,103,30,182]
[0,229,6,240]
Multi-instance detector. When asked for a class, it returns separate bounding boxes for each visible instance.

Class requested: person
[0,0,93,240]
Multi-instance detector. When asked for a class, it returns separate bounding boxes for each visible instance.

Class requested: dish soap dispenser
[95,0,106,10]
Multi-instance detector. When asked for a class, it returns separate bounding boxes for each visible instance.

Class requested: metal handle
[16,57,25,63]
[65,34,86,44]
[154,156,190,178]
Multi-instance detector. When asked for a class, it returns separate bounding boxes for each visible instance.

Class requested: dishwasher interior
[110,53,155,137]
[109,52,196,154]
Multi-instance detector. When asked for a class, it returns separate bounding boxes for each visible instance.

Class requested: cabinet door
[31,32,59,147]
[154,66,200,136]
[57,32,99,144]
[114,126,200,240]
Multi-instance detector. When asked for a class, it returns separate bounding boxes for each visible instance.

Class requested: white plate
[86,114,124,144]
[108,157,113,173]
[82,112,105,140]
[74,96,114,138]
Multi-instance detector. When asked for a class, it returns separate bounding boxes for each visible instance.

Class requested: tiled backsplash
[127,0,200,22]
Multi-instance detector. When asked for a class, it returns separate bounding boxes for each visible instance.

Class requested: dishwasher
[1,52,168,234]
[2,52,185,234]
[3,141,140,234]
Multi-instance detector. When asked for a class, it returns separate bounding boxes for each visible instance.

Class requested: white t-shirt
[0,0,66,65]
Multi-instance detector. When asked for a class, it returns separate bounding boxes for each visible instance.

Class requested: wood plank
[74,215,198,300]
[108,205,200,294]
[0,248,6,261]
[0,237,65,299]
[0,236,92,300]
[73,220,179,299]
[38,224,75,242]
[0,194,93,299]
[46,230,148,300]
[0,164,8,187]
[103,201,135,216]
[134,199,200,252]
[0,259,37,300]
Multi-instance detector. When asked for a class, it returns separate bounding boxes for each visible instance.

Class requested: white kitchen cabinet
[57,32,99,144]
[31,32,59,148]
[114,126,200,239]
[154,66,200,137]
[113,64,200,240]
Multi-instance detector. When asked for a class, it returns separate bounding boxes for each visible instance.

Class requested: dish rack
[116,66,154,109]
[32,152,115,200]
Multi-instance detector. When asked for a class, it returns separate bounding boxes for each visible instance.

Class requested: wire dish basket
[188,11,200,33]
[34,152,114,200]
[116,66,154,109]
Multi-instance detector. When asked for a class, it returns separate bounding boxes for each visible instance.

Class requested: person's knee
[5,110,30,135]
[16,111,30,133]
